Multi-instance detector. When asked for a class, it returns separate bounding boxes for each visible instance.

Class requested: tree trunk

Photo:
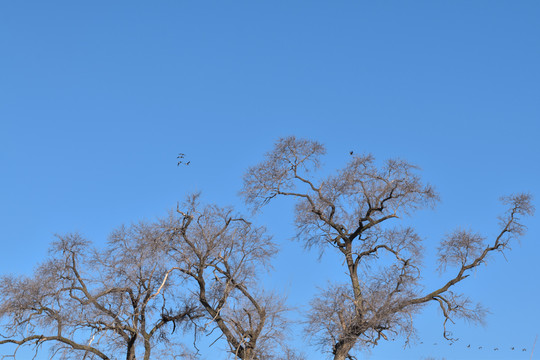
[333,339,356,360]
[143,336,151,360]
[126,335,137,360]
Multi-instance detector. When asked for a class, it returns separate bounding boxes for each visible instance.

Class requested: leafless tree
[242,136,534,360]
[158,194,303,360]
[0,195,303,360]
[0,224,200,360]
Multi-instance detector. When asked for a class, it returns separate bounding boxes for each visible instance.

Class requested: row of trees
[0,137,534,360]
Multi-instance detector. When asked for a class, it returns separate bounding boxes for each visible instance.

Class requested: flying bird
[350,151,354,155]
[177,153,190,166]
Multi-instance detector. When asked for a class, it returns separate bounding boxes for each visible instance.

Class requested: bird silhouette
[523,348,527,351]
[494,348,499,351]
[478,346,482,349]
[350,151,353,155]
[511,347,515,350]
[177,153,191,166]
[467,344,470,348]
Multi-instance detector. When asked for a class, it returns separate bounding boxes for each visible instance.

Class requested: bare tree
[0,224,200,360]
[158,194,302,360]
[242,136,534,360]
[0,195,302,360]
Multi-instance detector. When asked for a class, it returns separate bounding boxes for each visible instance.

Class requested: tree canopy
[0,137,534,360]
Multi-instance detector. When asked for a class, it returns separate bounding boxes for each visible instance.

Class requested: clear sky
[1,1,539,359]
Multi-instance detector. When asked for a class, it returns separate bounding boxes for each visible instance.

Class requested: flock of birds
[177,153,190,166]
[418,341,528,352]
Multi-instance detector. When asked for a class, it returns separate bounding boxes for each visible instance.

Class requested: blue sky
[1,1,539,359]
